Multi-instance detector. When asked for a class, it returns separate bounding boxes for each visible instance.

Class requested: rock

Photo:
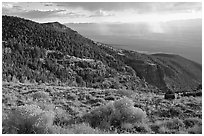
[164,93,175,100]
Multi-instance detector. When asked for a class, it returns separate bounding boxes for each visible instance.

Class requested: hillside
[2,15,202,92]
[2,82,202,134]
[151,53,201,92]
[2,15,202,134]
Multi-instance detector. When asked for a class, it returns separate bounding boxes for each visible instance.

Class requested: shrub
[113,97,147,124]
[83,97,147,131]
[150,118,185,134]
[169,107,181,117]
[187,125,202,134]
[49,125,74,134]
[183,118,202,134]
[53,107,72,126]
[116,89,135,98]
[114,97,134,109]
[121,122,152,133]
[50,123,109,134]
[69,123,108,134]
[183,117,202,129]
[31,91,51,102]
[83,101,115,129]
[33,102,55,111]
[45,87,55,95]
[158,107,182,118]
[164,118,184,130]
[2,104,55,134]
[121,122,133,130]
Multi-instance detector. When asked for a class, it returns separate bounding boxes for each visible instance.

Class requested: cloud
[2,3,24,15]
[55,2,201,13]
[19,9,85,19]
[2,3,85,20]
[2,3,14,8]
[89,10,114,17]
[55,2,148,11]
[2,2,86,20]
[2,2,202,23]
[173,2,201,12]
[58,11,86,18]
[148,2,202,14]
[18,9,66,19]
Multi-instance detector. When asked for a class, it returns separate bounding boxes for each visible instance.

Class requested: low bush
[33,101,55,111]
[187,125,202,134]
[183,117,202,129]
[50,123,109,134]
[83,101,115,129]
[82,97,147,131]
[53,107,72,126]
[164,118,184,130]
[158,107,182,118]
[116,89,135,98]
[121,122,152,133]
[69,123,109,134]
[183,117,202,134]
[31,91,51,102]
[150,118,185,134]
[114,97,147,124]
[2,104,55,134]
[49,125,74,134]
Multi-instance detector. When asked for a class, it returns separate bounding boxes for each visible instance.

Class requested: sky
[2,2,202,23]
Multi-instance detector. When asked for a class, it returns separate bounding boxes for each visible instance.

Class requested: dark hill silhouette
[2,15,202,92]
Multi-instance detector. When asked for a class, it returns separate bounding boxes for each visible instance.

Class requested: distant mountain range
[65,19,202,64]
[2,15,202,92]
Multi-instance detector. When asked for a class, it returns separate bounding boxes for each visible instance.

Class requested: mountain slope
[2,15,142,91]
[2,15,202,92]
[151,53,201,92]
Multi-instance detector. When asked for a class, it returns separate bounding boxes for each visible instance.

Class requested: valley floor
[2,82,202,134]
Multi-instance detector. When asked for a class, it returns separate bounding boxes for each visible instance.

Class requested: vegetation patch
[82,97,147,131]
[2,82,202,134]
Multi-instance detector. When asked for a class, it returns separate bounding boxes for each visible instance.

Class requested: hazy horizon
[66,19,202,64]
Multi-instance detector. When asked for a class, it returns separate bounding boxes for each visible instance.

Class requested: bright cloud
[2,2,202,23]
